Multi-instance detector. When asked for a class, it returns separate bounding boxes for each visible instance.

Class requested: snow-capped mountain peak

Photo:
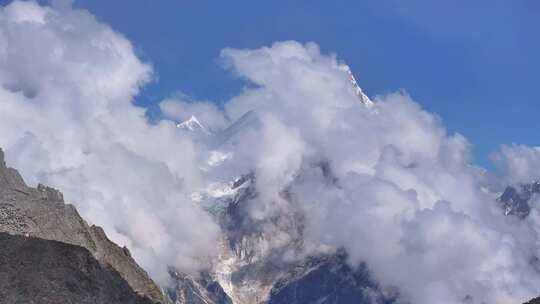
[176,115,211,135]
[340,65,373,107]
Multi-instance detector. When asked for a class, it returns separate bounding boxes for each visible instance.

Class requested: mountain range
[1,67,539,303]
[2,132,539,303]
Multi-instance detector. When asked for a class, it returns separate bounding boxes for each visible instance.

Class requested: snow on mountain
[165,67,381,304]
[340,65,373,107]
[177,115,212,135]
[177,66,373,149]
[169,161,398,304]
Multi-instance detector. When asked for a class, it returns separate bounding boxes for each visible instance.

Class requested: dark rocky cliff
[526,297,540,304]
[0,232,154,304]
[498,181,540,218]
[0,148,165,303]
[267,252,398,304]
[167,173,399,304]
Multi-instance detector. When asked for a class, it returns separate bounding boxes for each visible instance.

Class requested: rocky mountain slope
[0,132,396,304]
[1,59,538,302]
[499,182,540,304]
[163,67,401,304]
[498,181,540,218]
[0,149,165,303]
[266,251,398,304]
[168,74,540,303]
[2,137,537,304]
[526,297,540,304]
[165,170,398,304]
[0,232,154,304]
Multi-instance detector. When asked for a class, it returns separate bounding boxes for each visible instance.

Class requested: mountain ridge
[0,148,165,304]
[0,232,155,304]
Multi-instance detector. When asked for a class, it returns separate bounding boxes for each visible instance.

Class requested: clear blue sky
[18,0,540,167]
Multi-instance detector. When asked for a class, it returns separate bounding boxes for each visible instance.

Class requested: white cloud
[159,93,228,131]
[0,0,219,282]
[2,2,540,303]
[491,144,540,185]
[209,41,540,303]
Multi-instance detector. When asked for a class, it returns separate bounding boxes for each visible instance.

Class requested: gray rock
[169,171,399,304]
[498,181,540,218]
[0,148,165,303]
[525,297,540,304]
[167,271,233,304]
[0,232,154,304]
[267,252,399,304]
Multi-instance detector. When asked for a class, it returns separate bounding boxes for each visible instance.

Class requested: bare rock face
[0,148,165,303]
[89,225,167,302]
[498,181,540,218]
[267,252,398,304]
[526,297,540,304]
[167,271,233,304]
[169,172,398,304]
[0,232,154,304]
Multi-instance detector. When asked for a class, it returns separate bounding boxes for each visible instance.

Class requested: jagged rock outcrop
[526,297,540,304]
[167,271,233,304]
[500,182,540,304]
[0,232,154,304]
[168,251,398,304]
[0,148,165,303]
[169,172,397,304]
[498,181,540,218]
[267,252,398,304]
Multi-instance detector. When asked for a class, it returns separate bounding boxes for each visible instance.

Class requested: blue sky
[22,0,540,167]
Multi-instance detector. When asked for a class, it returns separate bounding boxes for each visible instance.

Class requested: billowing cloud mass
[0,0,220,283]
[492,145,540,185]
[2,1,540,304]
